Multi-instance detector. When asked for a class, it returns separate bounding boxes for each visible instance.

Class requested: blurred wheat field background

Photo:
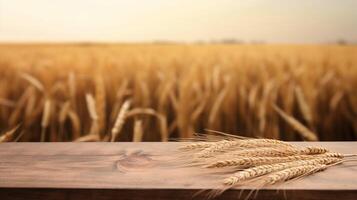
[0,44,356,142]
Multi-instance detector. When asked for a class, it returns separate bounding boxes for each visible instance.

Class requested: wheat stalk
[133,119,144,142]
[208,88,228,127]
[273,105,318,141]
[95,74,106,135]
[85,94,98,121]
[125,108,168,141]
[67,109,81,140]
[0,125,20,142]
[58,101,71,140]
[9,86,33,127]
[41,99,51,142]
[75,134,100,142]
[59,101,71,124]
[67,72,77,110]
[294,86,313,126]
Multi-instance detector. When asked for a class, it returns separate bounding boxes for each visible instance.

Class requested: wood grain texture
[0,142,356,200]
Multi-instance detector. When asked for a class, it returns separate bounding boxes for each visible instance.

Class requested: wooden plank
[0,142,356,200]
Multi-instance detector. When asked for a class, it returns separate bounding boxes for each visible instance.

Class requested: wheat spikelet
[322,152,344,158]
[224,157,341,185]
[111,99,131,142]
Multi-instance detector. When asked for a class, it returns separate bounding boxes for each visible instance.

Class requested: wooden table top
[0,142,356,200]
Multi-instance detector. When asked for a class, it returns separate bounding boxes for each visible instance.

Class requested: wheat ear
[273,105,318,141]
[206,152,343,168]
[300,146,328,154]
[224,157,341,185]
[180,142,213,150]
[259,164,327,186]
[220,147,299,157]
[20,73,45,92]
[196,139,293,158]
[222,146,329,158]
[85,93,99,136]
[111,100,131,142]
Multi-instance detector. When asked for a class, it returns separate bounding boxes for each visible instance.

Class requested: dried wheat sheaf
[178,131,355,198]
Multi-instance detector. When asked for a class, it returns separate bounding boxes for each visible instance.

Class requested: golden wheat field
[0,44,356,142]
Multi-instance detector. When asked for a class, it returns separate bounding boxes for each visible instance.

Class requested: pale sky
[0,0,356,43]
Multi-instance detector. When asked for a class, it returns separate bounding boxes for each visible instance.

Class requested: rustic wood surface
[0,142,356,200]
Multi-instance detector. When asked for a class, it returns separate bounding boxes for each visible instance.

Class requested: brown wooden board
[0,142,356,200]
